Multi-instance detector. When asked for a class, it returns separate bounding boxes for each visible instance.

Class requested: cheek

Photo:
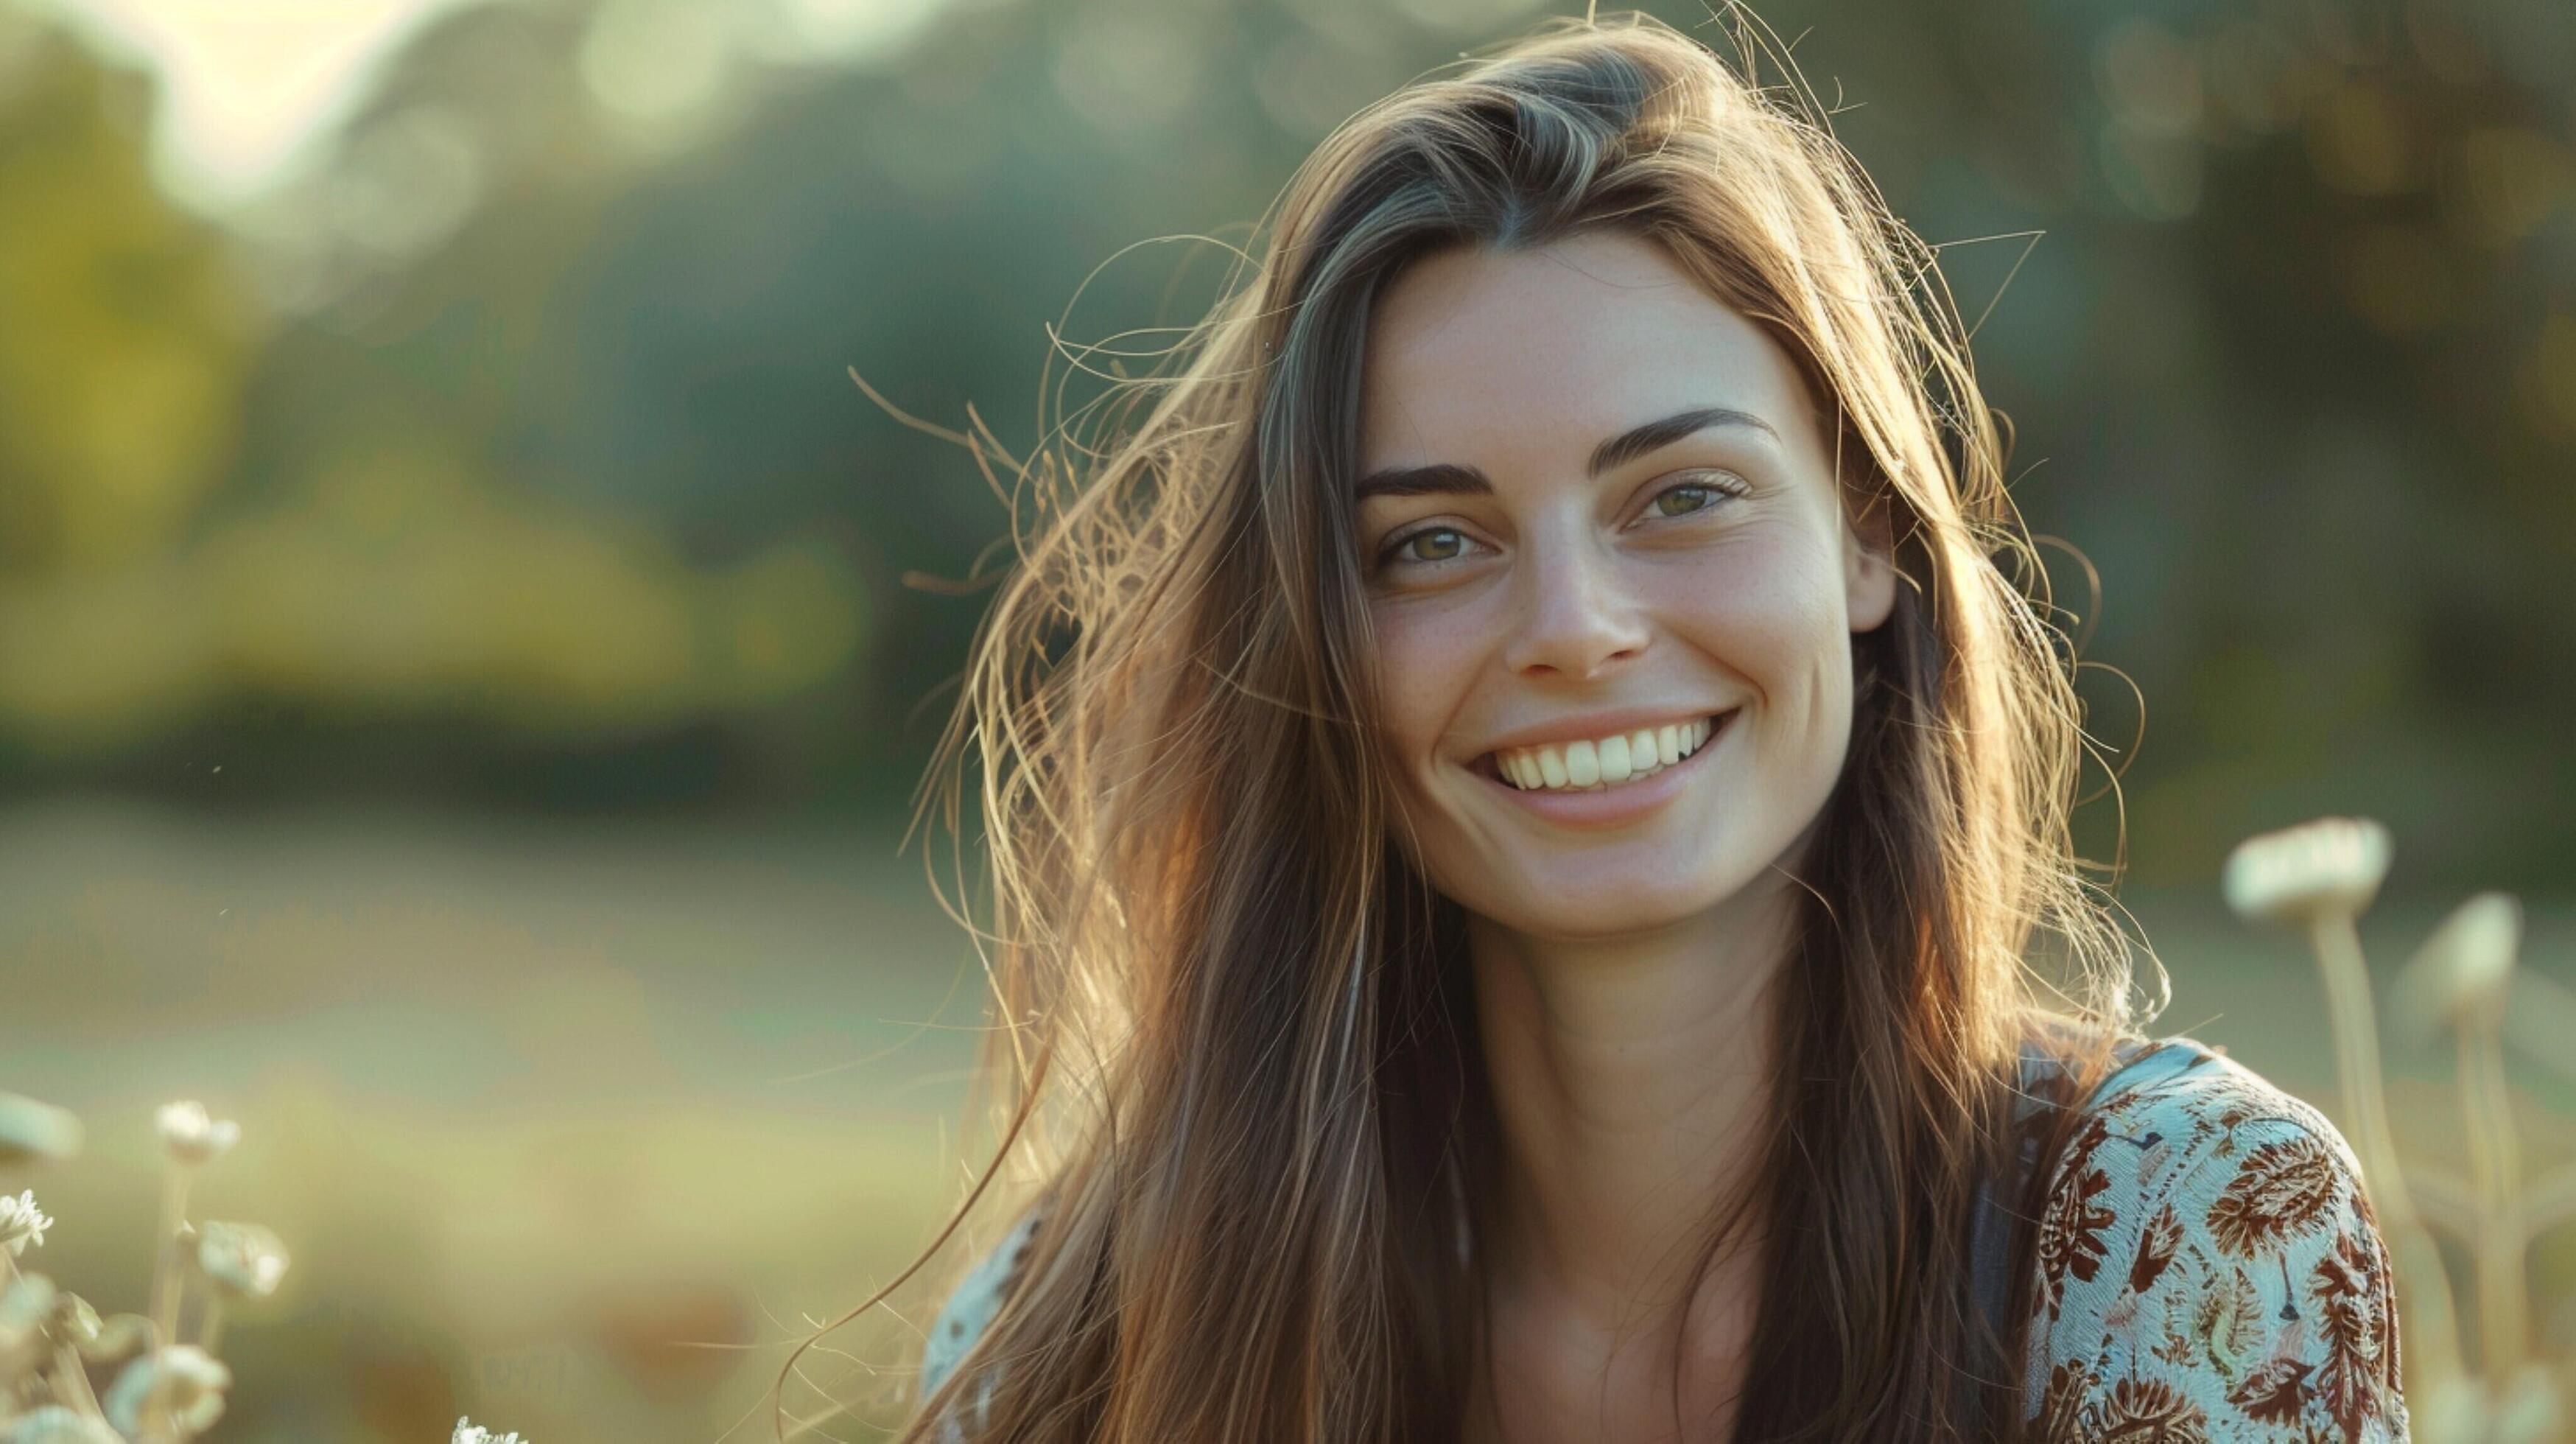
[1652,528,1852,710]
[1368,596,1488,769]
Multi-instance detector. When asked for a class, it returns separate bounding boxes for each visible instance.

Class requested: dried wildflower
[0,1189,51,1256]
[2403,892,2521,1030]
[75,1312,151,1364]
[2221,816,2393,925]
[0,1095,82,1168]
[0,1272,58,1376]
[43,1289,98,1347]
[2493,1361,2566,1444]
[454,1417,532,1443]
[152,1102,238,1168]
[102,1343,231,1437]
[1,1405,124,1443]
[192,1221,289,1299]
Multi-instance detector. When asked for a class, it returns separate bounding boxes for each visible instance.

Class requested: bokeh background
[2,0,2572,1437]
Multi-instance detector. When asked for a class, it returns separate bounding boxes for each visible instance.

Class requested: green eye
[1394,528,1466,563]
[1653,483,1720,517]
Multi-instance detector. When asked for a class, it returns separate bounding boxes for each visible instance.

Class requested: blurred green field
[2,799,1002,1440]
[5,798,2572,1439]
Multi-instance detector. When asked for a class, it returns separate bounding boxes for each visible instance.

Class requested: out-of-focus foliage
[0,0,2569,877]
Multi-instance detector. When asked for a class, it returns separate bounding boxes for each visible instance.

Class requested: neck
[1467,872,1799,1328]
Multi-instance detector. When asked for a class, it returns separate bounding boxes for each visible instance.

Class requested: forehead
[1357,231,1819,469]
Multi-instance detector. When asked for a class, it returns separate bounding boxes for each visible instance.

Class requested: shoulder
[920,1210,1044,1406]
[2021,1036,2410,1441]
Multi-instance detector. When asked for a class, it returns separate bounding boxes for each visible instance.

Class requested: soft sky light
[32,0,496,211]
[29,0,952,214]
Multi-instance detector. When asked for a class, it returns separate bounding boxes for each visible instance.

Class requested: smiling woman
[844,10,2410,1443]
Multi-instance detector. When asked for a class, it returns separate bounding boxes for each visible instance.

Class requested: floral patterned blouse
[2023,1035,2408,1443]
[920,1035,2410,1441]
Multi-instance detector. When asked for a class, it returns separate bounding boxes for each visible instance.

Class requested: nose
[1499,531,1650,681]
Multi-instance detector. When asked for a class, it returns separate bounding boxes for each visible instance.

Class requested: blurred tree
[0,10,259,573]
[0,0,2568,879]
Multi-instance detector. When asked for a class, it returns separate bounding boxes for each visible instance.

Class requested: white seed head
[2494,1362,2565,1444]
[44,1289,99,1348]
[1,1404,126,1443]
[0,1274,60,1383]
[103,1343,232,1437]
[77,1312,153,1364]
[2221,817,2393,925]
[2401,892,2522,1031]
[0,1190,51,1256]
[0,1094,83,1167]
[455,1418,532,1443]
[155,1101,239,1168]
[2483,1361,2566,1444]
[194,1221,292,1299]
[2411,1375,2488,1444]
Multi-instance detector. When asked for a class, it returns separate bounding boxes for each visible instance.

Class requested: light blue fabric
[2018,1035,2409,1438]
[919,1210,1041,1429]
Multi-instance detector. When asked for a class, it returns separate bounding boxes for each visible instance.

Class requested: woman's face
[1353,230,1895,941]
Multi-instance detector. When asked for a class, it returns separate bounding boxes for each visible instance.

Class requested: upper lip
[1467,706,1737,760]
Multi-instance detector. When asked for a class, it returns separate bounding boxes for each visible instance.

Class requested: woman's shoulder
[2023,1034,2410,1441]
[920,1209,1045,1406]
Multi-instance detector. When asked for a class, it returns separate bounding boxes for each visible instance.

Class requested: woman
[872,11,2408,1441]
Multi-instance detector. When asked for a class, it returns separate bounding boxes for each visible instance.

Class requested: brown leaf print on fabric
[2310,1227,2393,1442]
[2206,1130,2342,1257]
[2018,1043,2412,1443]
[2036,1113,2117,1322]
[2093,1375,2212,1443]
[2228,1354,2317,1426]
[2189,1266,2264,1375]
[2129,1200,2183,1294]
[2038,1357,2096,1444]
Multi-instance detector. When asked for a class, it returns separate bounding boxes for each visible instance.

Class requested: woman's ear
[1844,490,1897,634]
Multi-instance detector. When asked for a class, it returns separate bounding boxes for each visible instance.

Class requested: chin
[1467,864,1740,942]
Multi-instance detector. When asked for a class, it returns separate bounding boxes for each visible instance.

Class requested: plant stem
[50,1343,105,1420]
[2459,1012,2528,1382]
[2309,910,2467,1387]
[147,1164,190,1365]
[197,1296,224,1357]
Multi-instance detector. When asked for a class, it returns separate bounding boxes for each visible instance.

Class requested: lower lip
[1474,711,1737,830]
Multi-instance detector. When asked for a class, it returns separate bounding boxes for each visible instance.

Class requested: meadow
[7,799,2572,1439]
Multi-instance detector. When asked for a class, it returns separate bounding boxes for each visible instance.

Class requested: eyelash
[1373,472,1748,572]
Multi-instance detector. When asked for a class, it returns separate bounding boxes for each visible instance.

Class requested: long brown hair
[818,10,2154,1440]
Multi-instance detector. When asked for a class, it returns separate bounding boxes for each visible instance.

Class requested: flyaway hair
[797,10,2156,1440]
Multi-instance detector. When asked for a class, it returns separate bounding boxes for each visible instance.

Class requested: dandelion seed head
[1,1403,125,1443]
[0,1273,60,1377]
[0,1189,52,1256]
[0,1093,83,1167]
[2221,816,2392,925]
[454,1417,532,1443]
[102,1343,232,1437]
[2493,1360,2565,1444]
[2396,891,2521,1036]
[194,1220,292,1299]
[45,1289,100,1347]
[155,1101,240,1168]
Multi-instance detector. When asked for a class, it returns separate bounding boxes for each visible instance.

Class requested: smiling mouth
[1472,710,1737,793]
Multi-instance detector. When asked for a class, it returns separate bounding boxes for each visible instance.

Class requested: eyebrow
[1353,406,1783,502]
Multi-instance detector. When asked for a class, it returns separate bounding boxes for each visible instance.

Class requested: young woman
[874,12,2409,1441]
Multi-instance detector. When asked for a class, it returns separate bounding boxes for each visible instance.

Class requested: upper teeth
[1494,716,1716,792]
